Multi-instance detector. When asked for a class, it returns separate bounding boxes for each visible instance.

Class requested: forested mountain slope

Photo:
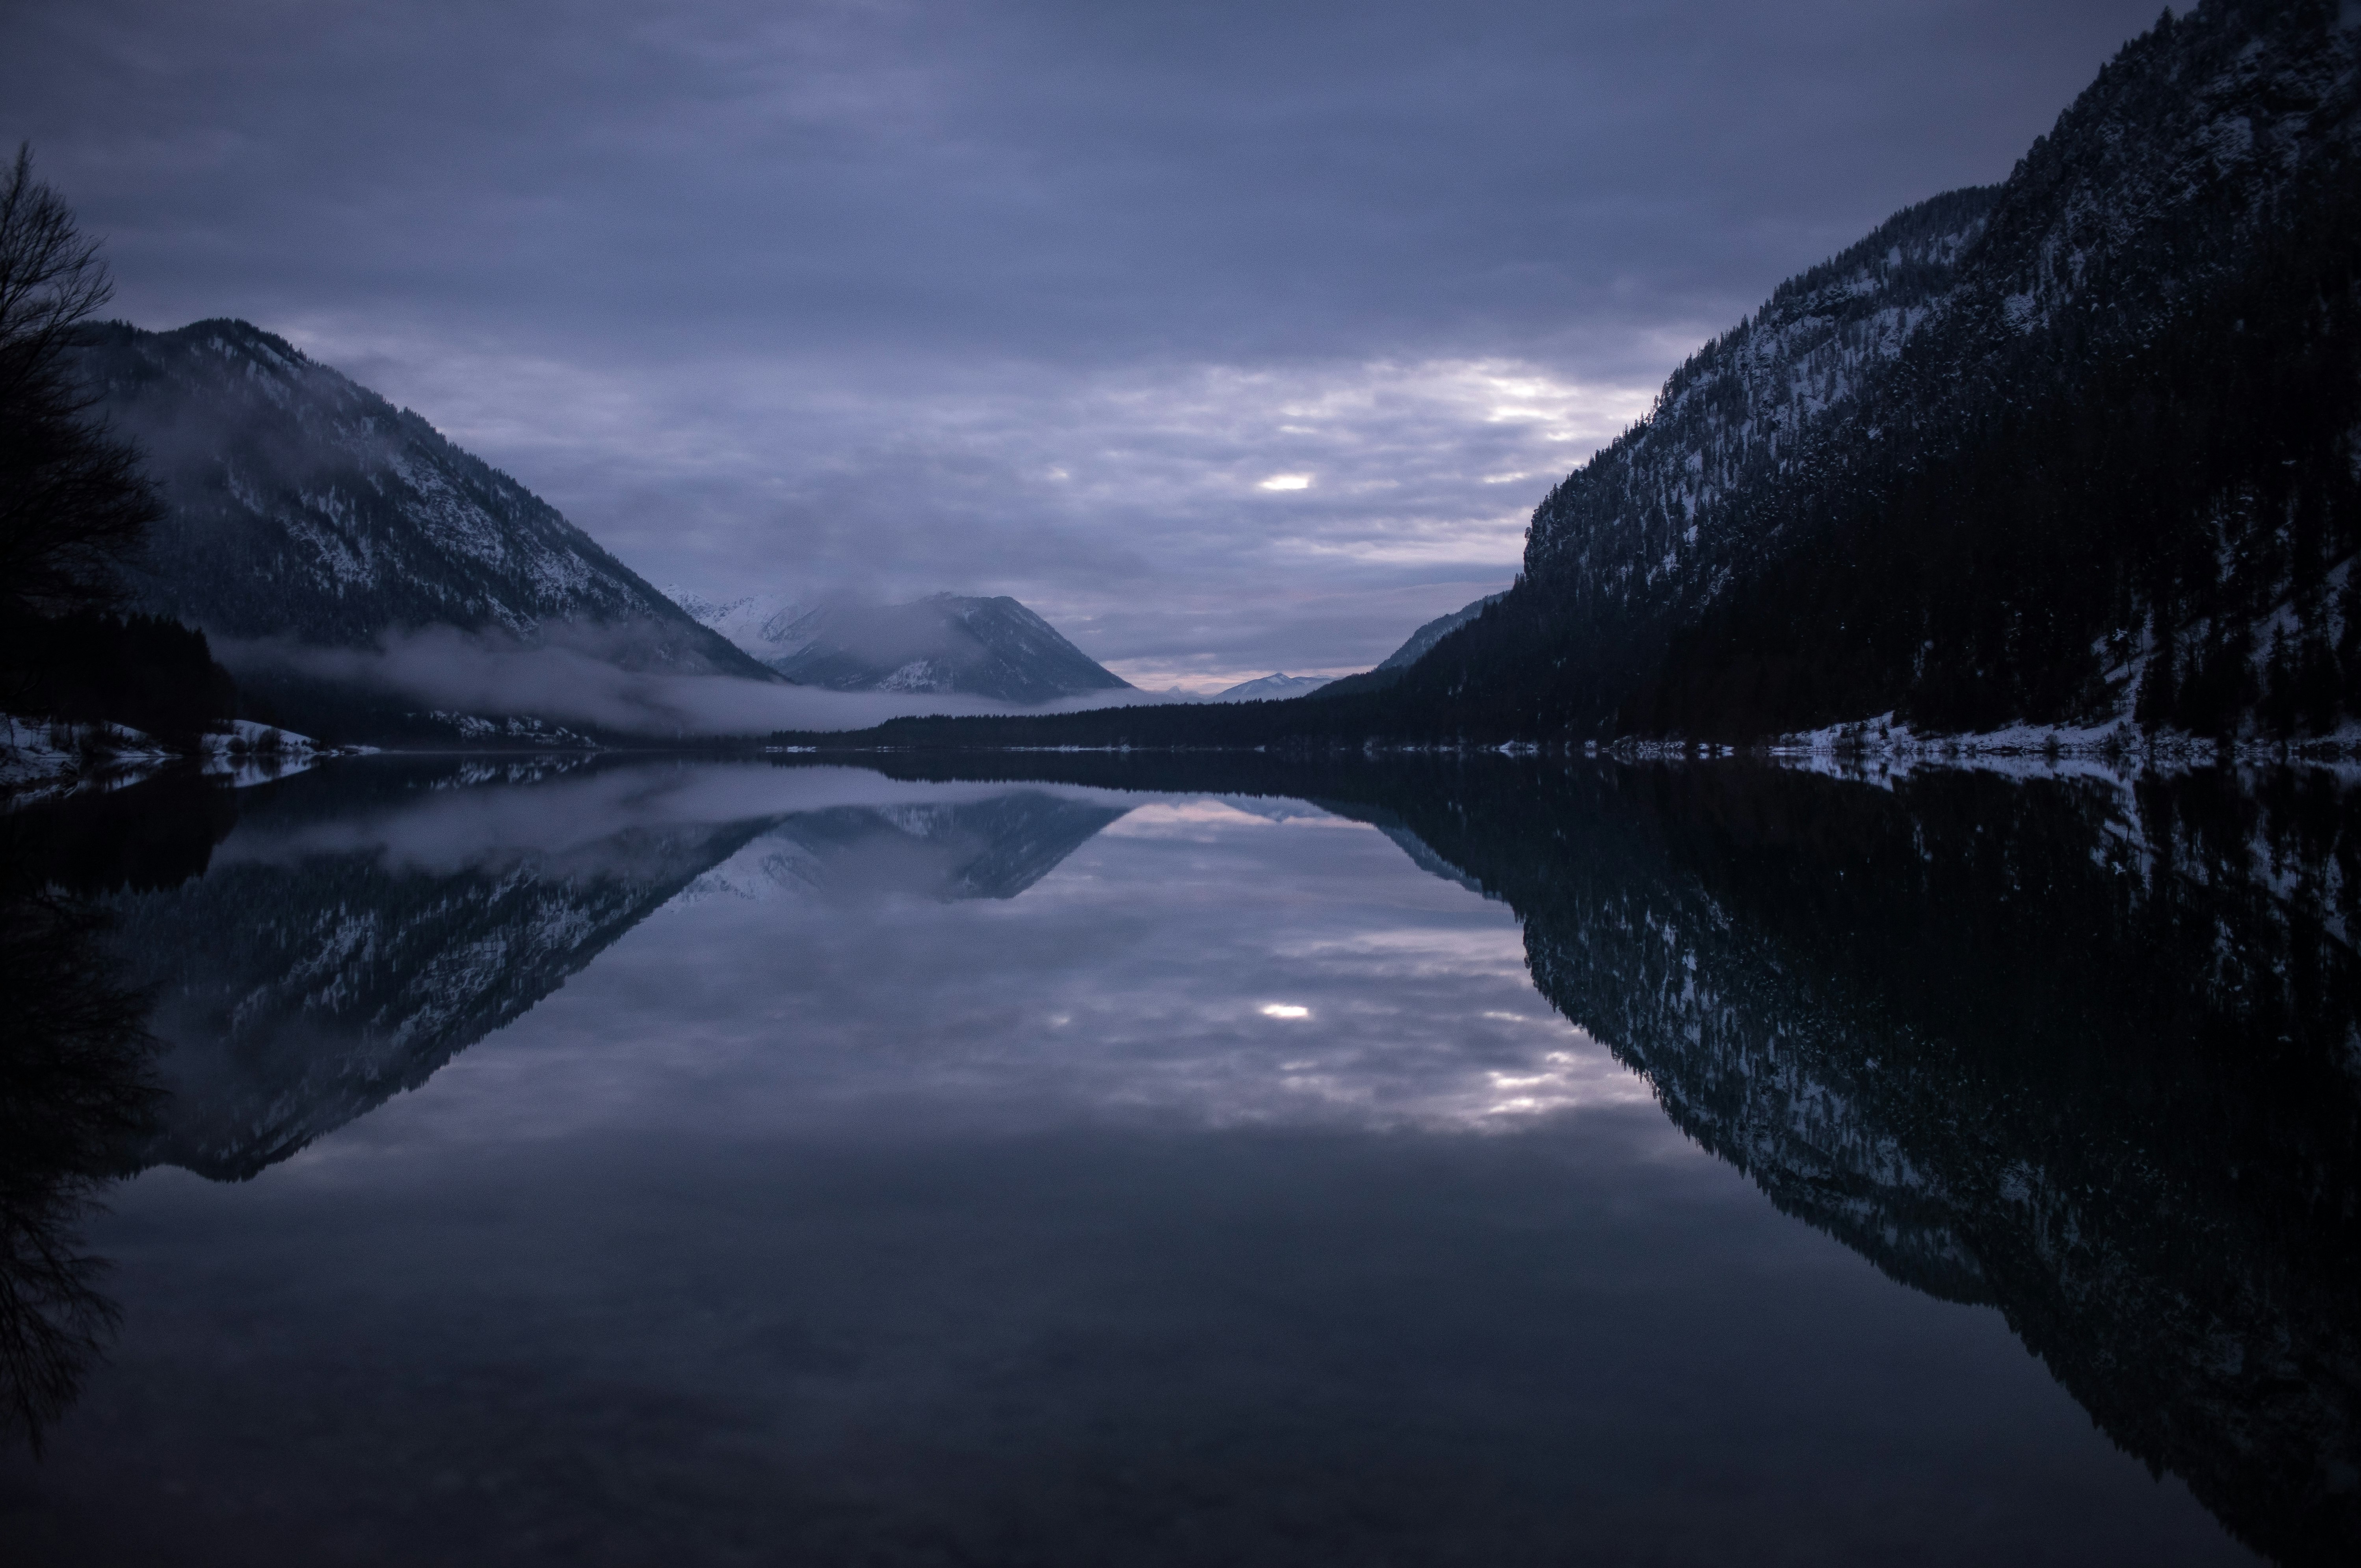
[1396,0,2361,744]
[756,744,2361,1564]
[71,320,774,681]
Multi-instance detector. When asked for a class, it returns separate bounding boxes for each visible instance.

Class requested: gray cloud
[5,0,2165,682]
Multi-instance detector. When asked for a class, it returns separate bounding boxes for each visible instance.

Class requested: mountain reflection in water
[0,754,2352,1565]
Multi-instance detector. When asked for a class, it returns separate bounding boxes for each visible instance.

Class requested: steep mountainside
[1395,1,2361,744]
[667,588,801,661]
[681,590,1130,703]
[71,320,775,680]
[1317,591,1508,699]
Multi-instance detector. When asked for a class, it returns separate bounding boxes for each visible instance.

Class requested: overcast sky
[4,0,2162,688]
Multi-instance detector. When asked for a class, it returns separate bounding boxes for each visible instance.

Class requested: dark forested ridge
[23,7,2354,760]
[1398,0,2361,745]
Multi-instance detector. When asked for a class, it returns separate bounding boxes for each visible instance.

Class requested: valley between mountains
[4,0,2357,781]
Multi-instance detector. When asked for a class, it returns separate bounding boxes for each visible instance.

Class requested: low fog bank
[218,626,1212,738]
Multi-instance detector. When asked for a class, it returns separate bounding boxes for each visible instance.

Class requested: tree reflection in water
[872,750,2361,1565]
[4,752,2357,1563]
[0,772,231,1451]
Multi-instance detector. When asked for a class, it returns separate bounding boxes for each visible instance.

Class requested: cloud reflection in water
[297,778,1654,1168]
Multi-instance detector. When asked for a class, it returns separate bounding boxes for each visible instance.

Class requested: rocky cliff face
[73,320,775,681]
[1399,0,2361,743]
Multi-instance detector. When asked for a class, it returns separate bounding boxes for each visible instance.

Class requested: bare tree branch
[0,145,162,625]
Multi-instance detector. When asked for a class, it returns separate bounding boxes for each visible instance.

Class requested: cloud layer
[6,0,2164,681]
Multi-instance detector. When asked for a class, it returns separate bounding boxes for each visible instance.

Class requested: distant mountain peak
[673,588,1130,704]
[1212,672,1333,702]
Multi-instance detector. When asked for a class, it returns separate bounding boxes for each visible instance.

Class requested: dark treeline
[1,608,236,745]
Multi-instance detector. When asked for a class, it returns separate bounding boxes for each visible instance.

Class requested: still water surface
[2,754,2355,1564]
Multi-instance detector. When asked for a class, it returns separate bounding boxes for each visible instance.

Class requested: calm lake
[2,753,2355,1565]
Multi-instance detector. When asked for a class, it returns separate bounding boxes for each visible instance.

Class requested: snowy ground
[2,714,355,805]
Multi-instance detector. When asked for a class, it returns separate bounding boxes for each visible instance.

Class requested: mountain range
[1316,593,1505,700]
[45,320,1154,737]
[22,4,2352,757]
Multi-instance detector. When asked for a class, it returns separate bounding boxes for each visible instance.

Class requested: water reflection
[0,753,2353,1562]
[1341,760,2361,1568]
[99,764,1132,1178]
[0,780,214,1451]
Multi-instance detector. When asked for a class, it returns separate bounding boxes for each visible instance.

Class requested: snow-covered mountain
[676,589,1130,704]
[1210,673,1331,702]
[1391,1,2361,744]
[71,320,775,681]
[666,588,803,662]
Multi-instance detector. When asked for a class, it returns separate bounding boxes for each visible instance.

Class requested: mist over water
[4,752,2352,1565]
[220,626,1195,738]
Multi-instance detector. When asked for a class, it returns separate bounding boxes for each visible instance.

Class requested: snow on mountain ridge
[74,320,776,681]
[1524,186,1997,611]
[1211,673,1333,702]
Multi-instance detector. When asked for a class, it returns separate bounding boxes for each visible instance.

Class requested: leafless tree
[0,145,160,626]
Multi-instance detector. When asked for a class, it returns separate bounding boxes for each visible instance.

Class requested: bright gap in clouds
[1258,474,1313,491]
